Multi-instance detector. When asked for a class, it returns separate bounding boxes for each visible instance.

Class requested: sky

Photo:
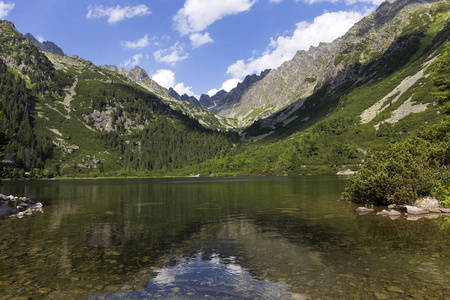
[0,0,383,98]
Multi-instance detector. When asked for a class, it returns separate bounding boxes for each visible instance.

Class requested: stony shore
[355,197,450,220]
[0,194,43,219]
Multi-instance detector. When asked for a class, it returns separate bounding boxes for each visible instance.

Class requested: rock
[405,205,428,215]
[374,292,390,300]
[387,204,397,209]
[388,210,401,216]
[377,209,390,216]
[429,208,441,213]
[440,208,450,213]
[414,197,440,209]
[356,207,374,214]
[387,286,404,293]
[336,169,357,175]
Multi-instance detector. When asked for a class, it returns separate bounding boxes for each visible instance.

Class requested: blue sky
[1,0,382,98]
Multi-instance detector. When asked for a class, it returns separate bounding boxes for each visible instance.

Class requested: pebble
[387,286,404,293]
[103,285,117,292]
[39,288,52,294]
[374,292,390,300]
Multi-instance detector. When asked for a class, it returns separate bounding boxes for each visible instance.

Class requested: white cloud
[152,69,176,89]
[207,78,242,96]
[174,0,257,35]
[123,53,143,67]
[227,10,367,78]
[207,88,219,97]
[36,35,45,43]
[345,0,384,5]
[300,0,383,5]
[86,4,151,24]
[269,0,283,3]
[121,34,150,50]
[152,69,198,98]
[174,82,198,98]
[154,42,188,65]
[0,1,14,18]
[190,32,214,48]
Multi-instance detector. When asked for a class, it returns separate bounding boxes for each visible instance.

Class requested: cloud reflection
[91,251,308,299]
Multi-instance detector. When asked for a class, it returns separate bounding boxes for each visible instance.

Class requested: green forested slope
[0,21,234,177]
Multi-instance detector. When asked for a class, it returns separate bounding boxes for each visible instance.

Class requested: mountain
[0,0,449,178]
[168,88,201,107]
[188,0,450,175]
[198,69,270,115]
[0,20,236,176]
[100,65,237,130]
[217,0,449,128]
[24,33,64,56]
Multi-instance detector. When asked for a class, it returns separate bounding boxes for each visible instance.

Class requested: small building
[1,155,20,173]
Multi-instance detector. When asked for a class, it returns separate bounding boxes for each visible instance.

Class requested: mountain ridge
[218,0,446,127]
[24,33,65,56]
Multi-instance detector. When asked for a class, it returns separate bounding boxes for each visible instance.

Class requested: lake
[0,176,449,299]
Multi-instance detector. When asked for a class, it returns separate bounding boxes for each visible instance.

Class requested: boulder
[356,207,374,214]
[377,209,390,216]
[414,197,440,209]
[405,205,428,215]
[440,208,450,213]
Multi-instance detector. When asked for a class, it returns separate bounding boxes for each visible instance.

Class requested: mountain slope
[100,65,237,131]
[0,20,235,176]
[24,33,65,56]
[218,0,448,128]
[183,0,450,176]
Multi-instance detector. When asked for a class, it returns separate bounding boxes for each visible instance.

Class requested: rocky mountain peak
[129,66,150,83]
[24,33,64,56]
[198,69,271,112]
[168,88,201,106]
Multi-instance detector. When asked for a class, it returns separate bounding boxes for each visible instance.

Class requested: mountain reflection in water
[0,177,449,299]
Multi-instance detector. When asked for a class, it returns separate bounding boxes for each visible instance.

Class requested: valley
[0,0,448,179]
